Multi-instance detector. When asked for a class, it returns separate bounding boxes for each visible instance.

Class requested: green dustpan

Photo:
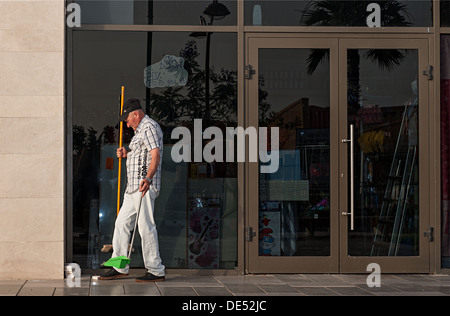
[103,256,130,269]
[103,195,143,270]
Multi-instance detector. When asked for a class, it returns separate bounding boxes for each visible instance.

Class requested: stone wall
[0,0,65,279]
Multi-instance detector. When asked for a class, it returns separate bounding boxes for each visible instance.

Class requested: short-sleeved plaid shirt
[125,115,163,194]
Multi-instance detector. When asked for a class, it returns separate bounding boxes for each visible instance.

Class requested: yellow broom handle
[117,86,125,216]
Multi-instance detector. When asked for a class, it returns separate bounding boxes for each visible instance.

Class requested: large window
[71,31,238,269]
[77,0,237,25]
[244,0,432,27]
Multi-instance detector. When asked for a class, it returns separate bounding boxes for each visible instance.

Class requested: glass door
[247,37,339,273]
[247,36,431,274]
[339,39,430,273]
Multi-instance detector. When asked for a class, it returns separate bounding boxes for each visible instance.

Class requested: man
[100,98,165,282]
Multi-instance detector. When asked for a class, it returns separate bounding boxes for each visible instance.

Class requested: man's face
[125,111,140,130]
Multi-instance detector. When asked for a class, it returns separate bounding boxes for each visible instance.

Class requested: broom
[101,86,127,254]
[117,85,125,216]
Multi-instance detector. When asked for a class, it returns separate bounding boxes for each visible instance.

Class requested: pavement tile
[0,284,24,296]
[157,286,197,296]
[17,287,55,296]
[124,284,161,296]
[327,286,374,296]
[223,283,265,294]
[0,280,26,285]
[194,286,233,296]
[334,274,370,284]
[257,284,303,294]
[386,283,433,292]
[90,284,124,296]
[231,292,269,296]
[215,275,282,285]
[294,286,339,296]
[303,274,351,286]
[356,284,401,293]
[23,280,67,288]
[273,274,315,286]
[435,286,450,295]
[376,291,448,296]
[54,287,90,296]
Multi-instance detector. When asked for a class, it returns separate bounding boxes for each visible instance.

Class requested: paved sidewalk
[1,273,450,296]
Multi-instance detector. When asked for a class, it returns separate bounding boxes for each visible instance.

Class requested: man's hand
[139,179,150,197]
[117,147,128,158]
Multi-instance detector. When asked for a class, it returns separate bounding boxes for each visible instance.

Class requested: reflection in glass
[77,0,237,25]
[245,0,432,27]
[71,31,238,269]
[347,49,419,256]
[258,48,330,257]
[441,35,450,268]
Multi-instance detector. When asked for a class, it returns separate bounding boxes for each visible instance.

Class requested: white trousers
[112,187,165,276]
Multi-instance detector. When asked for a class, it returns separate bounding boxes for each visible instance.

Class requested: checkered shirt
[125,115,163,194]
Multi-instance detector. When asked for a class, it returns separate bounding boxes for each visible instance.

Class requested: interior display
[188,198,221,268]
[259,204,281,256]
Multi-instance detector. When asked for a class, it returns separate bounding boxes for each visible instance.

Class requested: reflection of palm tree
[302,0,411,115]
[301,0,411,27]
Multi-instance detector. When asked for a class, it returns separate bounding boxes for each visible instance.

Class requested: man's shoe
[135,272,165,282]
[99,268,129,280]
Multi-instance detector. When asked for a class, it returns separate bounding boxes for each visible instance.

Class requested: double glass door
[247,36,430,273]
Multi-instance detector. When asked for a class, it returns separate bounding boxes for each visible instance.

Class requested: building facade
[0,0,449,279]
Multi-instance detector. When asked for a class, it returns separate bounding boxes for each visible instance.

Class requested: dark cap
[120,98,142,121]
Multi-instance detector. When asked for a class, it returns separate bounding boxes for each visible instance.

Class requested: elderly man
[100,98,165,282]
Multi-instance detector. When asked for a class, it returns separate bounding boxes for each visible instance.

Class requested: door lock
[246,227,256,242]
[424,227,434,242]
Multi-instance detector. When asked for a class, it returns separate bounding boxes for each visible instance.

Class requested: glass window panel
[441,35,450,268]
[245,0,432,27]
[71,31,238,269]
[347,48,419,256]
[77,0,237,25]
[258,48,331,257]
[442,0,450,27]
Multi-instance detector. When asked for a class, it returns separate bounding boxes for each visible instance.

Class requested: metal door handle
[341,124,354,230]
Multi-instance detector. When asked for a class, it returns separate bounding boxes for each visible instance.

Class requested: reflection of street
[257,46,332,257]
[71,0,238,269]
[259,71,331,257]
